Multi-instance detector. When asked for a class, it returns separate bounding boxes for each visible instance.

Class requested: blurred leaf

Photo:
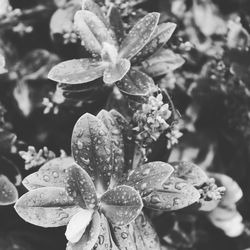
[170,161,208,187]
[143,177,200,211]
[22,157,74,190]
[100,185,143,226]
[142,49,185,77]
[118,12,160,59]
[48,58,105,84]
[0,174,18,205]
[65,164,98,209]
[15,187,81,227]
[71,113,112,191]
[125,161,174,196]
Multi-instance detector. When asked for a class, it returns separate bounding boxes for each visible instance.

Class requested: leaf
[65,209,94,243]
[0,175,18,205]
[125,161,174,196]
[22,157,74,190]
[71,113,112,192]
[100,185,143,226]
[108,6,125,44]
[132,212,161,250]
[65,164,98,209]
[67,211,101,250]
[109,109,134,172]
[0,54,6,74]
[118,12,160,60]
[143,177,200,211]
[15,187,81,227]
[132,22,177,63]
[103,58,130,84]
[93,214,119,250]
[48,58,105,84]
[170,161,208,187]
[97,110,125,181]
[111,224,137,250]
[78,10,115,46]
[82,0,109,28]
[142,49,185,77]
[58,80,102,92]
[116,68,155,97]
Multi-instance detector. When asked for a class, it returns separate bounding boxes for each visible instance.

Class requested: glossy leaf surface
[126,161,174,196]
[48,59,105,84]
[15,187,81,227]
[100,185,143,226]
[0,175,18,205]
[71,113,112,191]
[118,13,160,59]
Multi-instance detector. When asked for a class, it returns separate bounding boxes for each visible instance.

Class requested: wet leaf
[103,58,130,84]
[0,175,18,205]
[65,209,94,243]
[132,22,177,63]
[82,0,109,28]
[97,110,125,181]
[22,157,74,190]
[65,164,98,209]
[118,12,160,59]
[108,6,125,44]
[133,212,161,250]
[15,187,81,227]
[109,109,134,171]
[100,185,143,226]
[111,224,137,250]
[125,161,174,196]
[71,113,112,191]
[116,68,155,97]
[170,161,208,187]
[143,177,200,211]
[48,58,105,84]
[93,214,119,250]
[142,49,185,77]
[67,211,101,250]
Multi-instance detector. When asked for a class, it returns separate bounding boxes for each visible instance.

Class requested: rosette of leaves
[48,0,179,101]
[14,110,147,249]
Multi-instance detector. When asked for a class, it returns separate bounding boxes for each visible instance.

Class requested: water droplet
[43,175,50,182]
[150,195,161,204]
[121,232,128,239]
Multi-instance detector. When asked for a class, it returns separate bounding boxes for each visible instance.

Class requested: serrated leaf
[118,12,160,59]
[48,58,105,84]
[109,109,134,172]
[71,113,112,191]
[22,157,74,190]
[143,177,200,211]
[15,187,81,227]
[142,49,185,77]
[116,68,155,97]
[0,175,18,205]
[93,214,119,250]
[170,161,208,187]
[132,22,177,63]
[65,209,94,243]
[126,161,174,196]
[67,211,101,250]
[108,6,125,44]
[97,110,125,181]
[65,164,97,209]
[100,185,143,226]
[111,224,137,250]
[133,212,161,250]
[103,58,130,84]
